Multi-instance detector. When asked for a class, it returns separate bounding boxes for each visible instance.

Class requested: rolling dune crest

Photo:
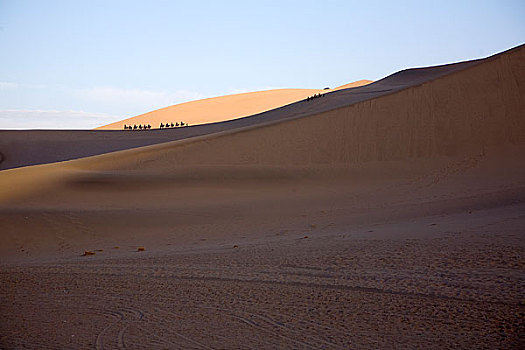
[1,45,524,349]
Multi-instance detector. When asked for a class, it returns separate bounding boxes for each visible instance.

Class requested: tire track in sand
[95,308,145,350]
[195,305,323,349]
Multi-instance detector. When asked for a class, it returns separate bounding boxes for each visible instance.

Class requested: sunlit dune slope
[0,44,523,264]
[44,46,525,170]
[331,80,373,90]
[1,46,524,350]
[0,60,484,171]
[96,88,324,130]
[0,81,372,170]
[96,80,373,131]
[1,44,523,207]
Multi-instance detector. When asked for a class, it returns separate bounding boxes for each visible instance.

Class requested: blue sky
[0,0,524,129]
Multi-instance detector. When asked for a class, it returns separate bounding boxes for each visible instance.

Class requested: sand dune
[1,45,524,348]
[0,56,493,171]
[2,45,522,185]
[331,79,373,90]
[0,82,367,170]
[96,88,325,130]
[96,81,374,131]
[4,47,513,172]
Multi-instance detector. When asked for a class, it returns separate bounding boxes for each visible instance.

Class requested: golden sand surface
[96,88,325,130]
[331,79,373,91]
[0,45,524,348]
[95,81,372,131]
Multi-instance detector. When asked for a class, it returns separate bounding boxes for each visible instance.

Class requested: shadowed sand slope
[1,45,514,171]
[96,81,373,131]
[4,44,521,175]
[0,44,523,253]
[96,88,325,130]
[0,48,505,171]
[1,84,367,170]
[0,45,524,349]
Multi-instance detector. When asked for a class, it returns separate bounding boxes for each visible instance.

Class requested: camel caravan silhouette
[306,93,325,101]
[123,124,151,130]
[123,122,189,130]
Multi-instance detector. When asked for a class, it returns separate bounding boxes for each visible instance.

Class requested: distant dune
[1,45,524,349]
[96,81,373,131]
[33,47,525,168]
[96,88,324,130]
[1,43,522,214]
[331,79,373,90]
[1,44,523,204]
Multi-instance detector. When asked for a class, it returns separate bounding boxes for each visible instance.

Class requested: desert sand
[96,88,325,130]
[96,81,373,131]
[330,79,373,91]
[0,44,524,349]
[0,82,376,171]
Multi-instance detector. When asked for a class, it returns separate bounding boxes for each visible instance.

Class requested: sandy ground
[0,45,524,349]
[1,153,524,349]
[0,81,372,171]
[96,88,326,130]
[0,58,484,171]
[96,81,373,131]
